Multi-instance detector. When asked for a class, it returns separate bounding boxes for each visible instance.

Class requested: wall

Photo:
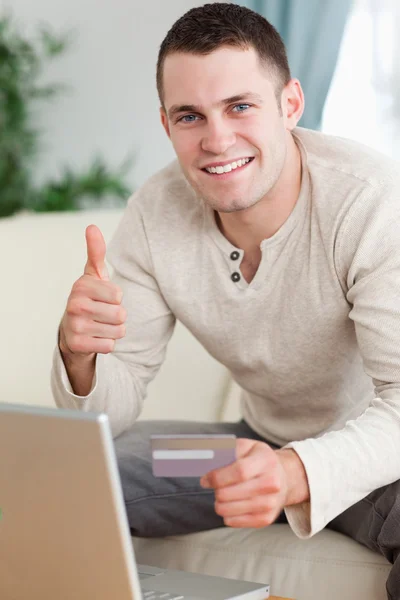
[1,0,226,188]
[322,0,399,159]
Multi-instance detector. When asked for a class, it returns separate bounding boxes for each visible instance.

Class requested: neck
[216,133,302,257]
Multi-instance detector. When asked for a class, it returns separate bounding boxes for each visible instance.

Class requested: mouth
[201,157,255,179]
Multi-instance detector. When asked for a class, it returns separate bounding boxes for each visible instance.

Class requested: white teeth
[205,157,251,174]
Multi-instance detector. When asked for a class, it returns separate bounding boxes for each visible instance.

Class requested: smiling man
[52,4,400,598]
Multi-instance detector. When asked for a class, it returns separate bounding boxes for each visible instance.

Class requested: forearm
[58,326,96,396]
[283,390,400,538]
[60,350,97,397]
[276,448,310,506]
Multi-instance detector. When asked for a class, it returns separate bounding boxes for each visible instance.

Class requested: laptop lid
[0,403,142,600]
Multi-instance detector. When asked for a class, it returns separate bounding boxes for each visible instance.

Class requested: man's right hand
[59,224,126,359]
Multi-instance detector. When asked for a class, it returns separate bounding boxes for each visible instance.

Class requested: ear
[160,107,171,139]
[281,79,305,131]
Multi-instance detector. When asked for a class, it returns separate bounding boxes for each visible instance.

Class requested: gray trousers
[113,419,400,600]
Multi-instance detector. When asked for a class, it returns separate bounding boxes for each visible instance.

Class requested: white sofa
[0,208,391,600]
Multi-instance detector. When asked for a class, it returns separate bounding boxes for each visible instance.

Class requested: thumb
[84,224,109,280]
[235,438,258,459]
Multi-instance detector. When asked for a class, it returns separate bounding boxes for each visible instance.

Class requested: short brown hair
[156,2,291,108]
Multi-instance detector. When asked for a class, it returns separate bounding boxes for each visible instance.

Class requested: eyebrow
[167,92,263,120]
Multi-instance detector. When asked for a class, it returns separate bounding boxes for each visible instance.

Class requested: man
[51,4,400,597]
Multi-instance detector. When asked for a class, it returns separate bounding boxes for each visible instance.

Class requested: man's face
[160,46,291,213]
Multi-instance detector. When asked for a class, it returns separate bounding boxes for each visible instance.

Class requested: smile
[202,157,254,175]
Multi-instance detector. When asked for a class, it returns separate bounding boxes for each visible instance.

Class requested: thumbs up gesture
[59,225,126,357]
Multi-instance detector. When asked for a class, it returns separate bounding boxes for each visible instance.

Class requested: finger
[200,439,256,489]
[70,320,126,340]
[224,513,275,528]
[81,278,122,305]
[215,474,281,503]
[65,335,115,355]
[202,455,261,489]
[202,444,268,489]
[90,301,126,325]
[93,324,126,339]
[236,438,258,458]
[84,225,109,280]
[215,496,273,518]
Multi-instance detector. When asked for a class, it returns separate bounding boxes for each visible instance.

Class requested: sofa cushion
[133,523,390,600]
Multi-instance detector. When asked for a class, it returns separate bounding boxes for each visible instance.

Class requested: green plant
[0,13,132,218]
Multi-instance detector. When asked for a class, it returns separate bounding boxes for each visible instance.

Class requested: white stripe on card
[153,450,215,460]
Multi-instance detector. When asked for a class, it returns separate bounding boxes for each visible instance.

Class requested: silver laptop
[0,403,270,600]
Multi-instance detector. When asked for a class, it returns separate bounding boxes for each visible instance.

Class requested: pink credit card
[151,434,236,477]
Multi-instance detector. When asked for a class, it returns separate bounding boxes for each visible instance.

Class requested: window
[322,0,399,160]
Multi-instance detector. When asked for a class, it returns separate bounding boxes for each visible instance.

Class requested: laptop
[0,403,270,600]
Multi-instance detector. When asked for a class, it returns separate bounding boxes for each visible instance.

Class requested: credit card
[151,434,236,477]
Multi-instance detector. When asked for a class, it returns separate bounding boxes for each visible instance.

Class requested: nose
[201,118,236,155]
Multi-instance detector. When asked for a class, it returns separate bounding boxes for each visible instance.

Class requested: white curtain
[322,0,400,160]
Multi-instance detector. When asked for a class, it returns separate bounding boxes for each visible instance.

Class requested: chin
[206,198,251,213]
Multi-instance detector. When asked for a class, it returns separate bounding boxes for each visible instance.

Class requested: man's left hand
[200,439,307,528]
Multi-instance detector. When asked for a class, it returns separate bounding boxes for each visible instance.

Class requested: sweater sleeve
[282,179,400,538]
[51,193,176,438]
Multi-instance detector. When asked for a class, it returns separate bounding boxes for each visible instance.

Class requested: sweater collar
[203,131,310,257]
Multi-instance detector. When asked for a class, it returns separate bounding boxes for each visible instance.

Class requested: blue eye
[233,104,251,112]
[179,114,199,123]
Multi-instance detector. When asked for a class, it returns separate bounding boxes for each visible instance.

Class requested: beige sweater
[51,127,400,538]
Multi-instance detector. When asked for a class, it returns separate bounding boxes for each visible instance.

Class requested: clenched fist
[59,224,127,358]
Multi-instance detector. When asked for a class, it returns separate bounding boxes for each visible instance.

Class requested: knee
[367,480,400,563]
[113,420,156,463]
[113,421,155,503]
[370,480,400,516]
